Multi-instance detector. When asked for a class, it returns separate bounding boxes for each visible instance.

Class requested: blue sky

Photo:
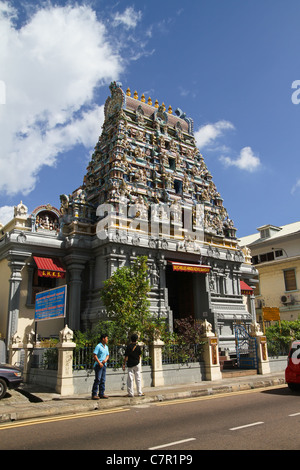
[0,0,299,238]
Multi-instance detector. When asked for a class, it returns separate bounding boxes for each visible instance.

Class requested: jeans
[92,364,107,397]
[127,363,142,396]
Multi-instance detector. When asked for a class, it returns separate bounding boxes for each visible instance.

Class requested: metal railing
[162,343,203,364]
[30,347,58,370]
[72,344,152,370]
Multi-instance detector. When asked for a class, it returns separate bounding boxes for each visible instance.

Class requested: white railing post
[249,322,271,375]
[56,325,76,396]
[150,338,165,387]
[200,320,222,381]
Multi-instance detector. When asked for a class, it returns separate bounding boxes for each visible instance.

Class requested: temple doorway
[166,265,195,321]
[165,263,210,328]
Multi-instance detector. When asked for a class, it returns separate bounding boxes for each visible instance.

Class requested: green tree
[266,319,300,355]
[100,256,153,343]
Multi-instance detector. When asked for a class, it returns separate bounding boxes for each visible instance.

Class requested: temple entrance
[166,267,195,321]
[165,261,211,329]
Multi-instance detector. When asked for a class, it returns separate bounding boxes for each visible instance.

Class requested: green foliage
[173,316,205,362]
[266,320,300,355]
[42,347,58,370]
[100,256,153,343]
[73,320,123,348]
[72,258,205,367]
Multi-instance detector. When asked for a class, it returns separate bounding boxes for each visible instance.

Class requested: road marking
[155,384,286,407]
[229,421,264,431]
[289,412,300,417]
[0,407,130,430]
[149,438,196,450]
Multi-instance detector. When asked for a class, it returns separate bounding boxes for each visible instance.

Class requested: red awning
[33,256,66,279]
[240,280,253,295]
[168,261,211,273]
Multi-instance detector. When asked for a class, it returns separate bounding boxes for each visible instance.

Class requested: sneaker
[138,393,145,396]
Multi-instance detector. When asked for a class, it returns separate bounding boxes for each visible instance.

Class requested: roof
[240,280,253,294]
[239,221,300,247]
[33,257,66,278]
[125,95,191,134]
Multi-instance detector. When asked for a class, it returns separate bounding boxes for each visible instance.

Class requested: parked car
[0,364,23,399]
[285,341,300,391]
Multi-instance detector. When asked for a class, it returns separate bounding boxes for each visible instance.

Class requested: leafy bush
[73,258,205,366]
[100,256,152,343]
[266,320,300,355]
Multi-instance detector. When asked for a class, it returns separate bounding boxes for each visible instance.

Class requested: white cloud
[291,178,300,194]
[194,120,235,150]
[195,120,261,173]
[0,205,14,226]
[113,6,142,29]
[220,146,261,172]
[0,2,123,196]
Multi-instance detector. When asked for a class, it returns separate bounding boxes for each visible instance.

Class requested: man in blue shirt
[92,334,109,399]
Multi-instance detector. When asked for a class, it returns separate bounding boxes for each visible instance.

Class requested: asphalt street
[0,382,297,451]
[0,371,296,452]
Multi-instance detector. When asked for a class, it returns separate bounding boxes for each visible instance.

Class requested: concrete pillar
[22,330,35,383]
[249,322,271,375]
[6,251,30,347]
[200,320,222,381]
[22,344,33,383]
[56,325,76,396]
[150,338,165,387]
[8,333,22,366]
[64,256,87,330]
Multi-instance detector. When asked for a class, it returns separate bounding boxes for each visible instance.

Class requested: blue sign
[35,285,67,321]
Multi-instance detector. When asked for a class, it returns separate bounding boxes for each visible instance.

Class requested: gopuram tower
[59,82,256,353]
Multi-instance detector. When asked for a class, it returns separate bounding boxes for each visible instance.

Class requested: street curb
[0,376,286,424]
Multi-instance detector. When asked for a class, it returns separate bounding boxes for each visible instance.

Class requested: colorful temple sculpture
[0,83,257,355]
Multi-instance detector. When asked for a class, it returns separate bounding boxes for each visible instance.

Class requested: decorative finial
[154,99,159,108]
[168,105,172,114]
[126,87,131,96]
[133,90,138,100]
[162,102,166,112]
[141,93,145,102]
[147,97,152,105]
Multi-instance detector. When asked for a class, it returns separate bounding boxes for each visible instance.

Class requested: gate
[234,324,258,370]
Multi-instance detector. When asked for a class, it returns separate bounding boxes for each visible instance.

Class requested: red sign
[170,262,210,273]
[34,256,66,279]
[38,270,65,279]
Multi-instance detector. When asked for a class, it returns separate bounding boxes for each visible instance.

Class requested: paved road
[0,384,299,451]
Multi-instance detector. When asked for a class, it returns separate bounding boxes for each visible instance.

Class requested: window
[174,179,182,194]
[27,265,57,306]
[275,250,283,257]
[252,251,275,264]
[168,157,176,170]
[284,269,297,292]
[260,252,275,263]
[31,269,56,304]
[260,228,270,239]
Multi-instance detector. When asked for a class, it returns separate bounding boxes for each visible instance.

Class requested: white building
[239,222,300,322]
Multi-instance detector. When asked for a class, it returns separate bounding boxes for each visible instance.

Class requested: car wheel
[0,378,7,399]
[288,383,300,392]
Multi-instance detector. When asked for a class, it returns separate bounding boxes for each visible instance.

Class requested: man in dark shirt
[122,334,144,397]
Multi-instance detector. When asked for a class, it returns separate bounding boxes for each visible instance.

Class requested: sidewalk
[0,371,286,424]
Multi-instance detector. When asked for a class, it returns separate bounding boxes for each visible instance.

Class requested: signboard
[35,285,67,321]
[38,269,65,279]
[171,263,210,273]
[262,307,280,321]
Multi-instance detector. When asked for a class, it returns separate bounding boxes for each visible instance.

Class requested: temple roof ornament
[60,83,237,243]
[14,201,28,218]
